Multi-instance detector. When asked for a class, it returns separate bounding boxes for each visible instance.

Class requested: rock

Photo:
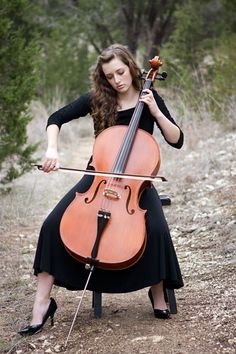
[131,335,164,343]
[42,339,51,348]
[54,344,63,352]
[29,343,37,350]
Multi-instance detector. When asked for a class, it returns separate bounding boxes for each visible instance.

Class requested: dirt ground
[0,115,235,354]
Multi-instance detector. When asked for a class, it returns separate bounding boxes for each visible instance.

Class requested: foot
[31,298,51,326]
[148,288,170,319]
[153,308,170,319]
[18,298,57,336]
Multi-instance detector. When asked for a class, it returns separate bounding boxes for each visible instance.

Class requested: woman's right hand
[41,147,60,173]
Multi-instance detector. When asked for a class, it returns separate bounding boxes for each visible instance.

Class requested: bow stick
[33,164,167,182]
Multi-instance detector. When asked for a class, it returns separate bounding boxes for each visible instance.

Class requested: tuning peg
[156,71,167,80]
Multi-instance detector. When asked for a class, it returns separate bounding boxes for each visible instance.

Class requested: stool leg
[92,291,102,318]
[166,289,177,314]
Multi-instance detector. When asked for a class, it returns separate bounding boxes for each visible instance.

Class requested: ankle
[34,296,51,306]
[151,284,167,310]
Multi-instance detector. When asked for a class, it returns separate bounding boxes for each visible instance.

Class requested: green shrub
[0,0,39,183]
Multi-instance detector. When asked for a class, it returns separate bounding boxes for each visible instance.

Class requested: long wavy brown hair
[91,44,142,137]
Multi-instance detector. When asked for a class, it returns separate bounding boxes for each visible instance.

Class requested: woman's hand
[41,147,60,173]
[139,89,162,119]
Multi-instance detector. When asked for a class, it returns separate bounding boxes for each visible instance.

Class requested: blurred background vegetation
[0,0,235,183]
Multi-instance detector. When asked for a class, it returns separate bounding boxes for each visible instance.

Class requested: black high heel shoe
[18,297,57,336]
[148,288,170,319]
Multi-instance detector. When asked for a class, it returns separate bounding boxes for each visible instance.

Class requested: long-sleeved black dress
[33,90,184,293]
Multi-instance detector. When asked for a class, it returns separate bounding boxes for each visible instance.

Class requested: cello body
[60,125,160,270]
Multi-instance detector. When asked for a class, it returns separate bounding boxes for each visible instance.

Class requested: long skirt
[33,174,184,293]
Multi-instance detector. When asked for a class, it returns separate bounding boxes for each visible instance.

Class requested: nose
[114,74,120,84]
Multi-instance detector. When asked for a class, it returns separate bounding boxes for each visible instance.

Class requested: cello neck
[112,79,153,174]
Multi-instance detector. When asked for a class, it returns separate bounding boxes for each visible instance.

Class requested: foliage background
[0,0,235,183]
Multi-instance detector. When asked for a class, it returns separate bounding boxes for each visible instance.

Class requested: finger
[52,163,60,171]
[139,96,152,103]
[141,90,154,98]
[42,159,57,172]
[141,91,149,97]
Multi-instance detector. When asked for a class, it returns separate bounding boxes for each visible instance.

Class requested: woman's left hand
[139,89,161,119]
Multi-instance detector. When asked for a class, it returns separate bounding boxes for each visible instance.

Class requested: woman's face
[102,57,133,94]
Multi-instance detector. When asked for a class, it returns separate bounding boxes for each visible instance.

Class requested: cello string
[112,81,151,174]
[100,81,153,213]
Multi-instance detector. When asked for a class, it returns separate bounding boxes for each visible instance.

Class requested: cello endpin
[85,263,91,270]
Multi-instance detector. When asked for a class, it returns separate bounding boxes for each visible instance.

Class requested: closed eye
[105,69,125,80]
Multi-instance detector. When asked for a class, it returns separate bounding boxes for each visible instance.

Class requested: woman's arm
[151,108,181,144]
[139,89,183,148]
[41,124,60,173]
[41,92,92,173]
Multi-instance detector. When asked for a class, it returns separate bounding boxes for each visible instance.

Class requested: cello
[60,56,166,271]
[59,56,167,347]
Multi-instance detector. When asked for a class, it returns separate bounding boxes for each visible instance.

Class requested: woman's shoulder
[151,88,169,110]
[151,88,163,101]
[69,91,92,113]
[47,91,92,128]
[76,91,92,104]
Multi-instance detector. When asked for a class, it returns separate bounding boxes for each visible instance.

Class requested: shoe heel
[50,315,54,326]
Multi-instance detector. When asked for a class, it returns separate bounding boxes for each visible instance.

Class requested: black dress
[33,90,184,293]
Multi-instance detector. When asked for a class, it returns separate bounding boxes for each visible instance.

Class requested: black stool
[92,194,177,318]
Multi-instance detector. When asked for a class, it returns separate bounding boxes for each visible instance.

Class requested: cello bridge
[103,188,121,200]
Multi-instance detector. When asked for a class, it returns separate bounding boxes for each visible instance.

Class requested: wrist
[45,146,59,160]
[154,111,165,122]
[47,144,58,150]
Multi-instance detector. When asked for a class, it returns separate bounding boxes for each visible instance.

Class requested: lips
[117,85,124,90]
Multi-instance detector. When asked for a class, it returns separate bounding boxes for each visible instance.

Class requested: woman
[19,44,184,336]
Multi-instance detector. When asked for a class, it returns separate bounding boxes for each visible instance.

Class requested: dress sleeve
[152,89,184,149]
[46,92,92,129]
